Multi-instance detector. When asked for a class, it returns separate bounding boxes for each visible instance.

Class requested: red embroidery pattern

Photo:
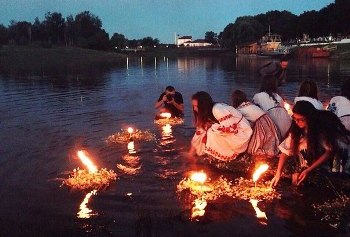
[218,114,233,122]
[205,147,238,161]
[217,124,238,134]
[237,101,252,110]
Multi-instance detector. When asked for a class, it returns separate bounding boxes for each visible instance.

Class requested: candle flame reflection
[77,190,97,219]
[127,141,136,154]
[191,198,207,219]
[250,199,268,225]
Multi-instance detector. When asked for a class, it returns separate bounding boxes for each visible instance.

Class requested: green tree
[205,31,218,45]
[110,33,127,49]
[141,36,159,48]
[0,24,9,46]
[44,12,65,44]
[8,20,32,45]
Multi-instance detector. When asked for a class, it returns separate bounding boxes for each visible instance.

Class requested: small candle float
[62,150,117,191]
[77,189,98,219]
[107,128,156,144]
[154,112,184,126]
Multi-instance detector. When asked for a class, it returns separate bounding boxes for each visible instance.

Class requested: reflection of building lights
[77,190,97,219]
[250,199,267,224]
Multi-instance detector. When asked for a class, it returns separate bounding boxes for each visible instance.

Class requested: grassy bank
[0,45,127,76]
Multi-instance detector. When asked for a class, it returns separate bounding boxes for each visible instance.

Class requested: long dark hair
[231,90,248,108]
[290,101,350,159]
[192,91,218,129]
[298,80,319,99]
[341,78,350,100]
[260,75,279,105]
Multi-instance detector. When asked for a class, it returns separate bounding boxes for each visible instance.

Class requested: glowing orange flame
[191,198,207,219]
[127,127,134,134]
[77,190,97,219]
[77,150,97,173]
[250,199,267,224]
[160,112,171,119]
[190,171,207,184]
[284,102,293,116]
[253,164,269,182]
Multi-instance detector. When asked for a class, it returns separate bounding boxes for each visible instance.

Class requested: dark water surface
[1,56,350,237]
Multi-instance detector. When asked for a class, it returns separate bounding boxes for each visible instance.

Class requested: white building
[176,36,192,46]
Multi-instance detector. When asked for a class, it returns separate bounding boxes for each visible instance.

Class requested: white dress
[294,96,324,110]
[327,96,350,173]
[237,102,280,157]
[252,92,292,140]
[191,103,253,162]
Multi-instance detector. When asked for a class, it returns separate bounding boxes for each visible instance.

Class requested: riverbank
[0,45,127,76]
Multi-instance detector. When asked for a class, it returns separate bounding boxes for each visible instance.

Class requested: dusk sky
[0,0,334,43]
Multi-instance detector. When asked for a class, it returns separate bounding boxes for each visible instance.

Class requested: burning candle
[160,112,171,119]
[190,171,207,184]
[77,150,97,173]
[127,127,134,139]
[252,164,269,187]
[284,102,293,116]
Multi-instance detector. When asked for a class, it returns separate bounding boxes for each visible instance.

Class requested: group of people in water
[155,77,350,187]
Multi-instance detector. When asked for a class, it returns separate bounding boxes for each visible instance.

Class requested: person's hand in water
[270,173,281,188]
[297,169,310,186]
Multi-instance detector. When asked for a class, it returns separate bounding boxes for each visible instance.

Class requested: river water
[1,55,349,237]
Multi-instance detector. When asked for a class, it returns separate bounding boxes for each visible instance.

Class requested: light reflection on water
[0,56,348,236]
[77,190,98,219]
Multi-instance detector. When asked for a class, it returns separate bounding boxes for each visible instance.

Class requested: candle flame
[77,190,97,219]
[160,112,171,119]
[127,127,134,134]
[191,172,207,184]
[253,164,269,182]
[284,102,293,116]
[77,150,98,173]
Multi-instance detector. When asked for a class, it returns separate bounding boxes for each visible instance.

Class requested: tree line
[0,11,159,50]
[219,0,350,48]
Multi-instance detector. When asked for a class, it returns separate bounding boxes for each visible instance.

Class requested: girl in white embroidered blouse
[189,91,253,162]
[252,75,291,140]
[232,89,280,158]
[270,101,350,187]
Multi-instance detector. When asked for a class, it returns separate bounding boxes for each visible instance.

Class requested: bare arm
[270,153,289,187]
[155,95,166,109]
[297,144,333,185]
[170,100,184,113]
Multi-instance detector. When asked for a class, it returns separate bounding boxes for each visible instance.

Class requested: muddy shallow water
[1,55,349,236]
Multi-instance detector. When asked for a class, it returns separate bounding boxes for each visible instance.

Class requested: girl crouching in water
[232,89,280,158]
[189,91,253,162]
[271,101,350,187]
